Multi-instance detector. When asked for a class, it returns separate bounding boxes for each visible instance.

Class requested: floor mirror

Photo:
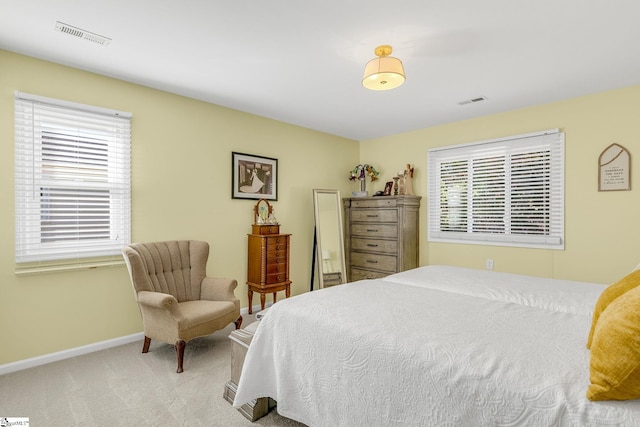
[312,189,347,289]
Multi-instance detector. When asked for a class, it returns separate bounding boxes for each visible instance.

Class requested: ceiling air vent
[55,21,111,46]
[457,96,487,106]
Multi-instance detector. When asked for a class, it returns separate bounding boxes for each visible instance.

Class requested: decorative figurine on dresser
[246,199,291,314]
[343,194,421,282]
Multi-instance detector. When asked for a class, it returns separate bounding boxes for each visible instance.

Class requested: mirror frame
[312,189,347,289]
[253,199,273,224]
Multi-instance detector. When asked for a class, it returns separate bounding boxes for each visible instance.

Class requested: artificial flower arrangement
[349,164,379,183]
[349,164,380,194]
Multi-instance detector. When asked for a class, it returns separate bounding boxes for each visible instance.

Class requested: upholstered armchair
[122,240,242,373]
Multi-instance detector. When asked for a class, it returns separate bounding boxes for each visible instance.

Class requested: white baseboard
[245,302,272,318]
[0,332,145,376]
[0,305,269,376]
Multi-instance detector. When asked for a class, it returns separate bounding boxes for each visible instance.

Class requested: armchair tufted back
[123,240,209,303]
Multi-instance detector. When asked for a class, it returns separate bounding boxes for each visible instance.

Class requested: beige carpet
[0,320,306,427]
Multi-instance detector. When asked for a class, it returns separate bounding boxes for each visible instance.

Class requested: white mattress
[233,266,640,426]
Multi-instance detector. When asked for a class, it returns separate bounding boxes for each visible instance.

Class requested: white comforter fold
[383,265,606,315]
[233,266,640,426]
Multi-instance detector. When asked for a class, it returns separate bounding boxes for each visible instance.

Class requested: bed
[233,265,640,426]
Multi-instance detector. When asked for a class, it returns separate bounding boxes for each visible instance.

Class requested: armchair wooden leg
[175,340,186,373]
[142,336,151,353]
[235,315,243,330]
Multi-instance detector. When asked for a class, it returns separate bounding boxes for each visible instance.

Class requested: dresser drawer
[350,268,389,281]
[322,272,343,287]
[251,224,280,235]
[266,270,288,284]
[350,198,397,209]
[266,252,288,284]
[351,238,397,254]
[267,249,287,261]
[351,223,397,239]
[266,235,289,251]
[351,209,398,223]
[351,252,397,272]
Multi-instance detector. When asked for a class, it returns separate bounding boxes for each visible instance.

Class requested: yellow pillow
[587,285,640,401]
[587,269,640,349]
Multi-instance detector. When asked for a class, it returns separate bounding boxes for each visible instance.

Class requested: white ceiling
[2,1,640,141]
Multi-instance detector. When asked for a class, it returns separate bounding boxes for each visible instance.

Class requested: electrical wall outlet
[486,259,494,270]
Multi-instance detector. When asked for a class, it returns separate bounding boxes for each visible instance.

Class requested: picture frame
[598,143,631,191]
[383,181,394,196]
[232,152,278,200]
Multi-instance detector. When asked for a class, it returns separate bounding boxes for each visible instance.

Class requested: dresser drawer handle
[366,229,378,232]
[366,260,378,264]
[366,243,379,247]
[366,214,378,218]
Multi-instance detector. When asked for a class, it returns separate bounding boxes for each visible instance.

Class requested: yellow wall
[2,48,640,366]
[0,50,358,365]
[360,85,640,283]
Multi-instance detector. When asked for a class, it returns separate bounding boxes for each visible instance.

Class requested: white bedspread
[233,266,640,426]
[383,265,606,316]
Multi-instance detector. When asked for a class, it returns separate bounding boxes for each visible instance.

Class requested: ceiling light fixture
[362,45,405,91]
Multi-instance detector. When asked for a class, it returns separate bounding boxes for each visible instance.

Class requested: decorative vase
[352,180,368,197]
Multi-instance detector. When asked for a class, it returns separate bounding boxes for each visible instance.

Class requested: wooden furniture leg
[176,340,186,373]
[235,316,243,329]
[142,336,151,353]
[248,288,254,314]
[260,292,266,311]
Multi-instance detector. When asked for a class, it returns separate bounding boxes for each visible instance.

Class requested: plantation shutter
[427,129,564,249]
[14,91,131,264]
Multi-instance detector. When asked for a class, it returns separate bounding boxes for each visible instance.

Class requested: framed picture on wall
[232,152,278,200]
[598,143,631,191]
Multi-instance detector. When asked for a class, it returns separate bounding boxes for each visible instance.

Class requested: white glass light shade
[362,56,405,91]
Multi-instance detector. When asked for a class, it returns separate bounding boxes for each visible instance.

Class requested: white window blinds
[14,91,132,264]
[427,129,564,249]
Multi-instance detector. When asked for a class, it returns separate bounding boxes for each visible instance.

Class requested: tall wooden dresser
[247,224,291,314]
[343,195,421,282]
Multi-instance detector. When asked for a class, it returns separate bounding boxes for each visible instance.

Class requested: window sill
[15,258,125,276]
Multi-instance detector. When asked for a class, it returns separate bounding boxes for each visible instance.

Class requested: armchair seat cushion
[178,300,238,335]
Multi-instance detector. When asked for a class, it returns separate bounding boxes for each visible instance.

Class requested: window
[14,92,131,266]
[427,129,564,249]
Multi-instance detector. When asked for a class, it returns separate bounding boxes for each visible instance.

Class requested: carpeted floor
[0,320,306,426]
